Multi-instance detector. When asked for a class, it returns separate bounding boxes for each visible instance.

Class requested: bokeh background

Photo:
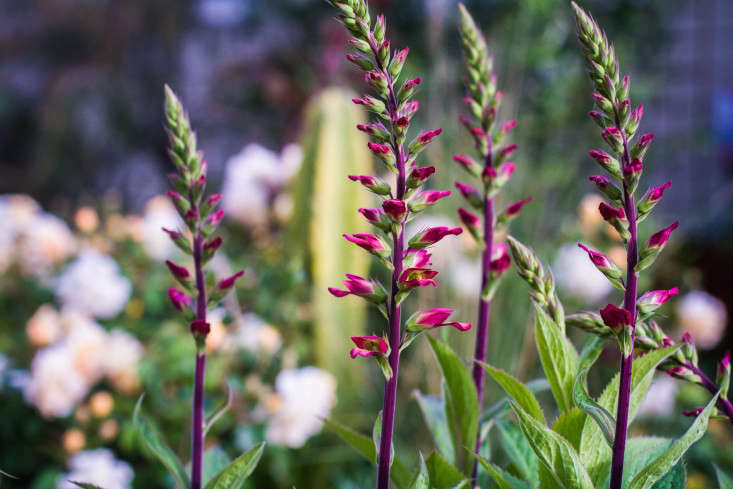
[1,0,732,488]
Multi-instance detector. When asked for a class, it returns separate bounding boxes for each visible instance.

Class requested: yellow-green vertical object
[290,87,372,384]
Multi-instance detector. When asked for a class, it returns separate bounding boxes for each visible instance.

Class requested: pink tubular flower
[600,304,631,332]
[598,202,626,221]
[578,243,613,268]
[418,128,442,144]
[204,236,223,252]
[490,242,510,273]
[403,77,422,90]
[209,209,225,227]
[166,260,190,280]
[344,233,389,255]
[168,288,192,312]
[638,133,655,149]
[407,166,435,188]
[348,175,391,195]
[682,407,705,418]
[588,150,621,176]
[358,207,386,226]
[498,144,518,159]
[190,320,211,337]
[647,181,672,203]
[409,190,450,212]
[499,162,516,178]
[455,182,482,207]
[501,120,518,134]
[382,199,407,222]
[452,155,481,176]
[638,287,679,307]
[648,221,680,248]
[601,126,623,151]
[350,336,389,359]
[218,270,244,290]
[589,175,612,190]
[458,208,480,229]
[368,142,391,155]
[505,197,532,217]
[328,274,385,303]
[399,267,438,289]
[403,249,432,268]
[406,308,472,332]
[623,158,643,177]
[408,226,462,250]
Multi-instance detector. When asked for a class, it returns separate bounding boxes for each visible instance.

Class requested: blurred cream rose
[141,195,182,260]
[229,313,282,355]
[54,250,131,319]
[676,290,727,349]
[102,329,143,393]
[27,304,62,347]
[264,367,337,447]
[24,343,90,418]
[553,242,612,304]
[57,449,134,489]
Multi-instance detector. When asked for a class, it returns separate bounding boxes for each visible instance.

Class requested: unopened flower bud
[383,199,408,222]
[630,133,654,160]
[348,175,392,195]
[408,190,450,213]
[637,181,671,220]
[637,221,679,271]
[406,166,435,189]
[589,175,623,203]
[578,243,624,289]
[452,155,482,177]
[458,208,481,242]
[406,308,471,332]
[455,182,483,209]
[588,150,622,178]
[168,288,192,312]
[599,304,631,332]
[601,126,624,154]
[637,287,679,316]
[408,226,462,250]
[329,274,386,304]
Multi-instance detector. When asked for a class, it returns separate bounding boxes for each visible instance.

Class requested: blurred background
[0,0,732,488]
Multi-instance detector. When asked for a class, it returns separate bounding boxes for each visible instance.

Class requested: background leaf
[472,453,531,489]
[428,336,478,476]
[425,451,468,489]
[204,442,264,489]
[534,305,578,413]
[495,419,538,486]
[715,464,733,489]
[479,362,546,424]
[408,454,429,489]
[414,390,455,464]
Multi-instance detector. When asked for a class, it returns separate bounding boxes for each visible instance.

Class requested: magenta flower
[630,104,644,125]
[208,209,224,227]
[329,274,386,303]
[501,119,518,134]
[348,175,391,195]
[358,207,384,224]
[578,243,614,268]
[398,267,438,289]
[505,197,532,217]
[168,288,192,312]
[409,190,450,212]
[599,202,626,222]
[648,221,680,248]
[403,249,432,268]
[489,242,511,273]
[406,308,472,332]
[350,336,389,359]
[599,304,631,332]
[403,77,422,91]
[638,287,679,307]
[217,270,244,290]
[458,208,480,230]
[408,226,462,250]
[719,351,731,380]
[646,181,672,203]
[637,133,655,149]
[407,166,435,188]
[452,155,481,176]
[623,158,643,178]
[344,233,390,256]
[368,142,391,155]
[497,144,518,161]
[382,199,407,222]
[166,260,191,280]
[455,182,482,207]
[190,319,211,337]
[601,126,624,153]
[418,128,442,144]
[588,149,621,176]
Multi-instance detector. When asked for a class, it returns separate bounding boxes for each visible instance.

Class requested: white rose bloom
[265,367,337,447]
[62,314,108,384]
[553,243,612,304]
[57,449,134,489]
[222,143,302,226]
[638,376,678,417]
[141,195,182,260]
[230,313,282,355]
[676,290,727,349]
[24,344,89,418]
[102,329,143,393]
[54,250,131,318]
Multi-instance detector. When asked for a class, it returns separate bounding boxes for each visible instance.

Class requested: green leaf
[71,483,106,489]
[579,344,682,486]
[551,408,586,452]
[482,379,551,421]
[414,390,455,464]
[714,464,733,489]
[602,437,685,489]
[201,446,231,487]
[204,442,264,489]
[427,336,478,476]
[323,418,412,489]
[627,392,719,489]
[408,454,430,489]
[478,361,545,424]
[573,337,615,447]
[425,451,469,489]
[372,411,394,468]
[133,395,189,489]
[203,384,233,437]
[496,419,538,487]
[472,453,531,489]
[510,402,594,489]
[534,305,579,413]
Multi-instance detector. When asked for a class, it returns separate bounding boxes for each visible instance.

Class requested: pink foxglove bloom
[637,287,679,312]
[382,199,407,222]
[217,270,244,290]
[343,233,390,256]
[452,155,482,176]
[165,260,190,280]
[406,308,472,332]
[403,250,432,268]
[190,320,211,337]
[408,226,462,250]
[458,208,480,231]
[399,268,438,289]
[408,190,450,212]
[578,243,613,269]
[501,119,518,134]
[600,304,632,332]
[407,166,436,188]
[505,197,532,217]
[348,175,391,195]
[455,182,482,207]
[328,274,386,303]
[598,202,626,221]
[168,288,192,312]
[350,336,389,359]
[647,221,679,248]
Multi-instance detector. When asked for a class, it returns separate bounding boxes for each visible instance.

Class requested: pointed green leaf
[204,442,264,489]
[579,344,682,486]
[551,408,586,452]
[482,379,551,421]
[133,396,189,489]
[510,402,594,489]
[427,336,478,476]
[478,361,545,424]
[201,446,230,487]
[714,464,733,489]
[600,437,685,489]
[372,411,395,468]
[71,483,106,489]
[496,419,538,486]
[414,390,455,464]
[627,392,719,489]
[408,454,430,489]
[573,337,615,447]
[472,453,531,489]
[534,305,579,413]
[425,451,469,489]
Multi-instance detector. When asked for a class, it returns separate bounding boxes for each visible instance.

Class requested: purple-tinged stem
[470,192,494,482]
[685,362,733,423]
[610,184,638,488]
[191,229,208,489]
[375,45,407,489]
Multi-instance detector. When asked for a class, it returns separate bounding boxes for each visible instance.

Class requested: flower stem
[191,229,208,489]
[470,194,494,481]
[685,362,733,423]
[610,180,638,489]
